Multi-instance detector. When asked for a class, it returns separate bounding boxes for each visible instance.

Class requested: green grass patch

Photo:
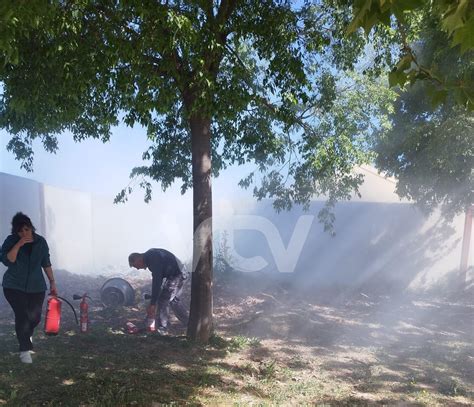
[209,333,261,352]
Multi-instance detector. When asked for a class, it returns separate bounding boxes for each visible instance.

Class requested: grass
[0,305,472,406]
[209,333,261,352]
[258,359,277,380]
[0,319,346,406]
[0,327,193,405]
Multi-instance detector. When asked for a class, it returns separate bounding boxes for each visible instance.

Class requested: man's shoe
[157,327,168,336]
[20,351,32,364]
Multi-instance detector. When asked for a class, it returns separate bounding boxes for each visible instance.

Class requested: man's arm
[150,271,164,305]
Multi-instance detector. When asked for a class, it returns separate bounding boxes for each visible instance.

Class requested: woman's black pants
[3,288,45,352]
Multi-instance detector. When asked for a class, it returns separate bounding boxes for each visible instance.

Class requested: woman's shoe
[29,337,35,353]
[20,351,32,364]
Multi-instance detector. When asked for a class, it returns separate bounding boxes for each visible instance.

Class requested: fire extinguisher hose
[57,296,79,325]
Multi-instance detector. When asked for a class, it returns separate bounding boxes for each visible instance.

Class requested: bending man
[128,249,189,333]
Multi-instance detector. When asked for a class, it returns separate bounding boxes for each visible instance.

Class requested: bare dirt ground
[213,272,474,405]
[0,269,472,406]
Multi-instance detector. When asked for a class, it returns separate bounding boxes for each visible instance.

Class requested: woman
[1,212,58,364]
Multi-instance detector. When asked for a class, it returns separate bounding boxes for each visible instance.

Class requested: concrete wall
[217,166,472,292]
[42,184,95,275]
[90,193,192,273]
[227,200,469,292]
[0,172,44,236]
[0,173,95,275]
[1,170,472,293]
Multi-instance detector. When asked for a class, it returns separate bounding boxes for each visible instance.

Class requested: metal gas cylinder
[100,278,135,307]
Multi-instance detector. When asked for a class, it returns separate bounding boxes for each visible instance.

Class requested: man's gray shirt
[144,249,184,304]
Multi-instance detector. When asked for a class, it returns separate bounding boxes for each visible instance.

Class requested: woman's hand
[7,236,34,263]
[17,235,33,247]
[49,281,58,296]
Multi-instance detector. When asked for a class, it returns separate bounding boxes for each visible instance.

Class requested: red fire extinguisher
[44,295,78,335]
[73,293,91,333]
[80,294,89,333]
[44,295,62,335]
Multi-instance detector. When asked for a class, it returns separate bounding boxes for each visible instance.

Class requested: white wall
[0,172,44,236]
[221,167,472,292]
[1,170,472,293]
[42,184,94,274]
[91,193,193,273]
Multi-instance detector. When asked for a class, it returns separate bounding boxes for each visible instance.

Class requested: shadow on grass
[0,270,238,406]
[0,322,240,406]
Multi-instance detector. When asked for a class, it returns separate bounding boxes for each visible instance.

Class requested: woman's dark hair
[11,212,36,234]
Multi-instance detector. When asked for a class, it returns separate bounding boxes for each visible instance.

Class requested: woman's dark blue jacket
[1,233,51,293]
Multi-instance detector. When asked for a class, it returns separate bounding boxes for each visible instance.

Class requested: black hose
[57,296,79,325]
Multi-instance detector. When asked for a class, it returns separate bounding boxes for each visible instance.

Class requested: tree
[372,17,473,218]
[348,0,474,109]
[0,1,394,342]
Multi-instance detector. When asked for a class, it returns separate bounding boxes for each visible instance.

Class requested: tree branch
[397,21,443,86]
[94,3,188,90]
[216,0,239,26]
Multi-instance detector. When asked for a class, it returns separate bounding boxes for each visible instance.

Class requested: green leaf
[442,0,469,35]
[451,15,474,53]
[363,11,381,34]
[430,89,448,108]
[388,69,405,87]
[396,54,412,71]
[378,9,392,26]
[346,0,374,34]
[395,0,425,11]
[453,87,468,105]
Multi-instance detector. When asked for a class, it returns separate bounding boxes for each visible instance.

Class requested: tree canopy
[349,0,474,110]
[0,1,394,228]
[372,16,473,217]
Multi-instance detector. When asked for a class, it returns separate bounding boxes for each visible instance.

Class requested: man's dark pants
[157,274,188,329]
[3,288,45,351]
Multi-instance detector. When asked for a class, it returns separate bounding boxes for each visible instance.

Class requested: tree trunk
[187,115,213,343]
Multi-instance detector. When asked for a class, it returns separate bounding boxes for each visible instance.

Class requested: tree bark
[187,115,213,343]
